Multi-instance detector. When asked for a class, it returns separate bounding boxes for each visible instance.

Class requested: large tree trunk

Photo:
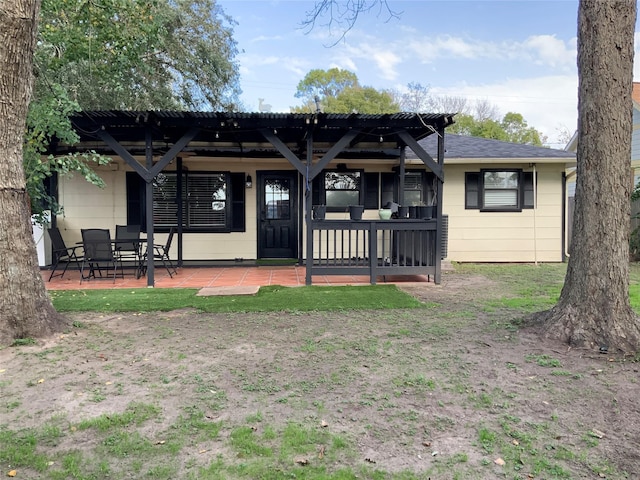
[534,0,640,354]
[0,0,65,345]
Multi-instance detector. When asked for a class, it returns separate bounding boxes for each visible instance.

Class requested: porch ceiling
[56,110,455,159]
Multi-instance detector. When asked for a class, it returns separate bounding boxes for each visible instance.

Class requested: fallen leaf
[105,381,112,385]
[590,429,605,439]
[155,441,165,445]
[7,470,17,477]
[494,458,506,466]
[37,378,44,384]
[0,369,5,373]
[321,420,328,428]
[422,441,431,447]
[295,457,309,465]
[512,439,520,446]
[199,449,208,454]
[318,445,325,459]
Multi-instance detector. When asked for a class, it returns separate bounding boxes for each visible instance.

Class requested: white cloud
[330,56,358,73]
[407,34,576,71]
[522,35,576,68]
[249,34,285,44]
[341,42,402,81]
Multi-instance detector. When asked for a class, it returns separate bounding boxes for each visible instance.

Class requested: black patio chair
[115,224,142,274]
[47,227,84,281]
[80,228,124,283]
[140,227,177,278]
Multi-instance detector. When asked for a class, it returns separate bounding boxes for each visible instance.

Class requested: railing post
[369,221,377,284]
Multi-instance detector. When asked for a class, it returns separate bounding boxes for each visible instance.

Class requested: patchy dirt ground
[1,270,639,479]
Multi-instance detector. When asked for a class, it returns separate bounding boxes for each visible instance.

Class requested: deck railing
[307,219,439,284]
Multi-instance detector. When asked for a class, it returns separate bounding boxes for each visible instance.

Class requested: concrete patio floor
[42,265,434,290]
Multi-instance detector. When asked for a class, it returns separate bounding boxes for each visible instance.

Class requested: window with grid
[483,171,519,209]
[403,172,424,206]
[324,171,362,210]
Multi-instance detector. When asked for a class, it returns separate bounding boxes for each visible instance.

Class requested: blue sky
[220,1,636,148]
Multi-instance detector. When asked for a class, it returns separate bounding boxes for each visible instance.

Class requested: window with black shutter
[465,169,536,211]
[126,171,246,232]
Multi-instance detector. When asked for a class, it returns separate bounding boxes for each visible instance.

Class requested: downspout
[532,163,537,266]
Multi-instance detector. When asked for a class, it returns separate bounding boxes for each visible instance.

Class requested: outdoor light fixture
[245,174,252,188]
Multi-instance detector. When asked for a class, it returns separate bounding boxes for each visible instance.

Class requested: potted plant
[312,205,326,220]
[349,205,365,220]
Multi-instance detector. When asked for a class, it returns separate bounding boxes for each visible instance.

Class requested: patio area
[42,265,434,290]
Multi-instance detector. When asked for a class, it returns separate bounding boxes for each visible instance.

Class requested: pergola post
[305,135,314,285]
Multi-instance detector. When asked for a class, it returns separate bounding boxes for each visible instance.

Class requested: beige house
[418,134,575,263]
[49,111,575,285]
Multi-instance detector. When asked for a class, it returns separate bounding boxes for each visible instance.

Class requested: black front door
[257,171,298,259]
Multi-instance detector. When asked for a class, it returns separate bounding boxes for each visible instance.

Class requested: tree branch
[300,0,401,47]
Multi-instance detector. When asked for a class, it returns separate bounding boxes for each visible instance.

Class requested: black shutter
[230,173,246,231]
[465,172,480,209]
[381,173,395,208]
[364,172,379,209]
[312,174,322,206]
[523,172,535,209]
[126,172,146,228]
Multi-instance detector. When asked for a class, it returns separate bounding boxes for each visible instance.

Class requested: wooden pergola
[52,111,455,286]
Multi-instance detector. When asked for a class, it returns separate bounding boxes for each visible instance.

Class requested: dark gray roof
[411,133,576,160]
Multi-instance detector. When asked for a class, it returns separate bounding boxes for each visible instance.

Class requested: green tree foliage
[294,67,358,105]
[27,0,242,219]
[36,0,241,110]
[292,68,398,113]
[25,85,110,223]
[448,112,545,146]
[326,86,399,113]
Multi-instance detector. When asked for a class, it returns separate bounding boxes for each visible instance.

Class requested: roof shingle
[412,133,576,160]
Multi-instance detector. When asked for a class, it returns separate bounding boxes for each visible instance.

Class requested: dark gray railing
[307,219,438,284]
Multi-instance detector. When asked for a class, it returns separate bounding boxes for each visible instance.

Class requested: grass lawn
[2,263,639,479]
[49,284,428,313]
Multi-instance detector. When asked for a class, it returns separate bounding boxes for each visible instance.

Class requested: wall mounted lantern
[245,174,253,188]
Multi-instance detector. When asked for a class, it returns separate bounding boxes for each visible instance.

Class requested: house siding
[54,155,568,264]
[55,158,262,261]
[442,163,565,262]
[632,108,640,164]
